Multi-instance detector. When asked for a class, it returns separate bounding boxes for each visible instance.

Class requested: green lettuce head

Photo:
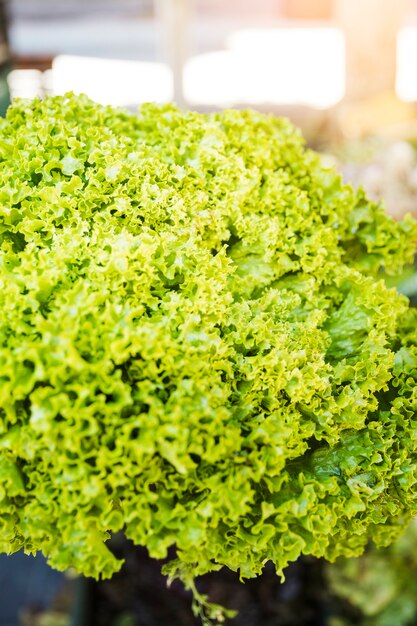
[1,94,417,616]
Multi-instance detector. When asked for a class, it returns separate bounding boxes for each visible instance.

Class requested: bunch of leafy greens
[327,520,417,626]
[1,94,417,622]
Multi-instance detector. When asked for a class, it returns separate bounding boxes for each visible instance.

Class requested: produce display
[1,95,417,623]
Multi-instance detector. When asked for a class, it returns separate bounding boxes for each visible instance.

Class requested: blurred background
[1,0,417,140]
[3,1,417,625]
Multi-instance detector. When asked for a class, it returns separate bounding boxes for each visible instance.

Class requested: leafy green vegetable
[327,520,417,626]
[1,94,417,620]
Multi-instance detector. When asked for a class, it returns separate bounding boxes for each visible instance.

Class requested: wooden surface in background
[336,0,406,100]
